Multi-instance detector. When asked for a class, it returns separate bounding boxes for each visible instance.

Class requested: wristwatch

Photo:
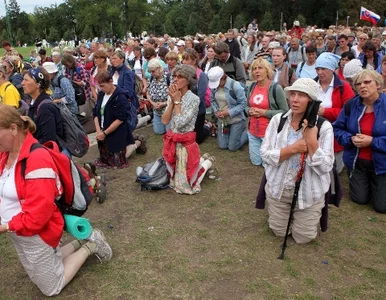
[174,101,182,105]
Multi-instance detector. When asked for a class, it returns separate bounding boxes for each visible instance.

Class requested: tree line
[0,0,385,45]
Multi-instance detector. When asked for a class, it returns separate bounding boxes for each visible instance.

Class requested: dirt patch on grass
[1,126,386,299]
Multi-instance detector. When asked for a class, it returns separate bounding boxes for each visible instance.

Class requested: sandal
[135,134,147,154]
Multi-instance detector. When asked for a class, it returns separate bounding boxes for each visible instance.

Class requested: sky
[0,0,64,16]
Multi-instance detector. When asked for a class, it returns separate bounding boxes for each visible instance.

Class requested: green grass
[2,125,386,299]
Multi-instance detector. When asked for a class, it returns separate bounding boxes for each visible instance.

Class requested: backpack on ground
[38,100,89,157]
[136,157,170,191]
[21,142,93,216]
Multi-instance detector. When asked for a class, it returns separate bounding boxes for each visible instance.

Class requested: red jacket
[317,74,355,152]
[1,133,64,248]
[163,131,200,186]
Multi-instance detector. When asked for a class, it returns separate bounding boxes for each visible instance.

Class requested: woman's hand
[318,106,325,116]
[96,131,106,141]
[73,80,84,87]
[352,134,373,148]
[216,109,229,119]
[249,107,265,117]
[292,138,308,153]
[302,120,318,143]
[169,84,182,102]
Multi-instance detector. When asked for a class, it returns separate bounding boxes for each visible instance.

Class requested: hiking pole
[278,152,306,260]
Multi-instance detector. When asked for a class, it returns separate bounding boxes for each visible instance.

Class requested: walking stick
[278,152,307,260]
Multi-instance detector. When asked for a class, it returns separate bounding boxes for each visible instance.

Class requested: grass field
[1,125,386,299]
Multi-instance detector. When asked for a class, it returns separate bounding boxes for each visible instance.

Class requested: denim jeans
[153,113,170,135]
[248,131,263,165]
[217,120,248,151]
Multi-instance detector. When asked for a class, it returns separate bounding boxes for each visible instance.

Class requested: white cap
[294,20,300,26]
[176,40,185,47]
[268,41,280,49]
[207,66,224,89]
[42,62,58,74]
[382,31,386,36]
[343,59,363,79]
[284,78,319,101]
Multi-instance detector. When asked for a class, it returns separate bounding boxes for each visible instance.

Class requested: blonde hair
[353,70,384,93]
[250,58,274,80]
[148,58,164,73]
[0,104,36,134]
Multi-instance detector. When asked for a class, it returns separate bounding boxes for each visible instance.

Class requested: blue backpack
[127,101,138,132]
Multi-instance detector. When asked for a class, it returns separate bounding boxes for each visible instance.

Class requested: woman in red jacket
[0,104,112,296]
[315,52,355,173]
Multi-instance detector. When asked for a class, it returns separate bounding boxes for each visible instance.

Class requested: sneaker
[88,229,113,262]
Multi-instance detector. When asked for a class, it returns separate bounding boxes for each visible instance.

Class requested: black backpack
[136,157,170,191]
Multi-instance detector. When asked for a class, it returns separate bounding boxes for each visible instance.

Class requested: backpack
[287,46,306,62]
[126,101,138,132]
[134,74,143,96]
[38,100,89,157]
[69,67,87,106]
[21,142,93,217]
[229,78,248,100]
[4,83,29,116]
[136,157,170,191]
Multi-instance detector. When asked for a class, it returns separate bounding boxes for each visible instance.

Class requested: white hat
[207,66,224,89]
[176,40,185,47]
[382,31,386,36]
[294,20,300,26]
[42,62,58,74]
[343,59,363,79]
[284,78,319,101]
[268,41,280,49]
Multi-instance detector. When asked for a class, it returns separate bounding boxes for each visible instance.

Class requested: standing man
[288,20,304,39]
[334,34,354,56]
[271,47,297,89]
[225,29,241,59]
[255,36,271,60]
[286,38,306,70]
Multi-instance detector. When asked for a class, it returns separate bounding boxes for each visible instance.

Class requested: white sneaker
[88,229,113,262]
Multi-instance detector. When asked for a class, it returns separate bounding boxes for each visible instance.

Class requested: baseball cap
[207,66,224,89]
[176,40,185,47]
[42,62,58,74]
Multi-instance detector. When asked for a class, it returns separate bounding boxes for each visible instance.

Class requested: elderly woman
[334,70,386,213]
[110,49,138,109]
[315,52,355,173]
[0,64,21,108]
[146,58,171,134]
[208,66,248,151]
[0,104,112,296]
[162,65,214,195]
[43,62,78,114]
[261,78,334,243]
[93,70,136,168]
[246,58,289,166]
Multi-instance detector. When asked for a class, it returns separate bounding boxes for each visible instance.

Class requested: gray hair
[173,64,197,89]
[148,58,164,73]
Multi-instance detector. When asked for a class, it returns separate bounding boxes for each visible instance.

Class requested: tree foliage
[0,0,385,43]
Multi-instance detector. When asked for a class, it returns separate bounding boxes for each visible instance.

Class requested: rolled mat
[64,214,93,240]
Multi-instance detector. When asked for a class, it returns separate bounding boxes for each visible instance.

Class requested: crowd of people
[1,19,386,295]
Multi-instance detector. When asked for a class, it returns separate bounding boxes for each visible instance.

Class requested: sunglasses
[172,74,185,79]
[354,80,373,87]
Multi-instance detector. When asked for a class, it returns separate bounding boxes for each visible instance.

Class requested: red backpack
[21,141,93,216]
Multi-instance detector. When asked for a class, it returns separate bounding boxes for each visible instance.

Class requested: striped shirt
[260,111,334,209]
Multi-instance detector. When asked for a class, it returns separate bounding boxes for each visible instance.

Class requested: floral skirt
[95,140,130,169]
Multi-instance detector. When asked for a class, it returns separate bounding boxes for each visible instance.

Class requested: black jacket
[28,92,64,146]
[225,39,241,59]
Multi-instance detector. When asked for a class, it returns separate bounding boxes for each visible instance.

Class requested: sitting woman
[162,65,214,195]
[260,78,334,243]
[93,70,137,169]
[0,104,112,296]
[207,66,248,151]
[247,58,289,166]
[334,70,386,213]
[0,64,21,108]
[146,58,170,134]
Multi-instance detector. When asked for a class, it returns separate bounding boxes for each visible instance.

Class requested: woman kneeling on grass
[260,78,334,243]
[162,65,215,195]
[0,104,112,296]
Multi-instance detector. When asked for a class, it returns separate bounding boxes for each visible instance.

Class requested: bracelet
[174,101,182,105]
[102,130,107,136]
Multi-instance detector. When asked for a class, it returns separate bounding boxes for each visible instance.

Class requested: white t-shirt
[133,60,143,79]
[101,93,112,128]
[0,161,21,224]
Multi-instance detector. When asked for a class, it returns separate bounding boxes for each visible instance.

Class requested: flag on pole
[360,7,380,25]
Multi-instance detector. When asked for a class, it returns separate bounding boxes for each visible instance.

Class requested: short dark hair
[2,40,11,47]
[338,34,348,40]
[158,47,169,59]
[305,46,316,53]
[363,41,376,52]
[38,48,47,55]
[143,47,156,59]
[133,46,141,52]
[95,70,112,84]
[341,51,355,60]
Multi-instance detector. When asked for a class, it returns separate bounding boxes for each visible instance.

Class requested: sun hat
[315,52,341,72]
[207,66,224,89]
[284,78,319,101]
[343,59,363,79]
[42,62,58,74]
[176,40,185,47]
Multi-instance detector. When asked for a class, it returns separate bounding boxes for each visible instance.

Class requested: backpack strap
[272,82,279,103]
[166,73,171,86]
[288,67,294,84]
[277,113,287,134]
[37,99,53,115]
[229,78,236,99]
[298,62,306,77]
[57,75,64,89]
[247,82,256,100]
[21,143,45,179]
[277,113,325,140]
[4,83,12,91]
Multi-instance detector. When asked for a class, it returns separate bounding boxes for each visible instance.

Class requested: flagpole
[336,11,339,28]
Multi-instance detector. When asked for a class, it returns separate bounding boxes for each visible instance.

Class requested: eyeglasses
[172,74,185,79]
[354,80,373,87]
